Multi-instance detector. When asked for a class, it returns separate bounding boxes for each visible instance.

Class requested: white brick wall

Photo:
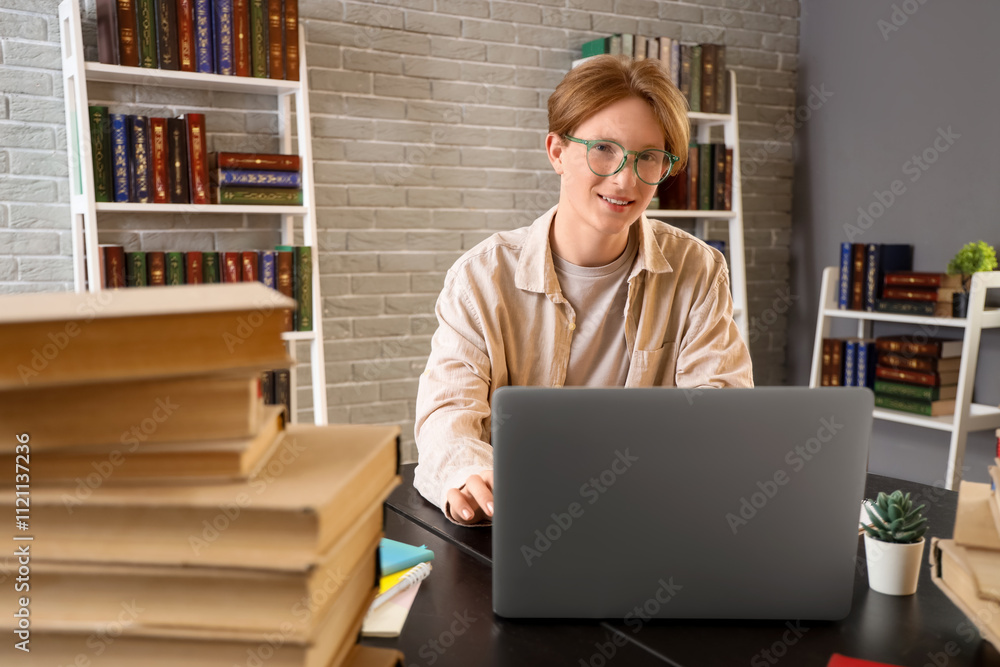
[0,0,800,459]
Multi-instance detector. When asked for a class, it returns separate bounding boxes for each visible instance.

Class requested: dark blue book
[218,169,302,188]
[128,115,151,203]
[838,242,852,309]
[193,0,214,74]
[863,243,913,312]
[857,339,876,389]
[110,113,131,203]
[260,250,276,289]
[213,0,235,75]
[844,340,857,387]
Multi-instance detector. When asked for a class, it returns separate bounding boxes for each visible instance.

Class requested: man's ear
[545,133,566,175]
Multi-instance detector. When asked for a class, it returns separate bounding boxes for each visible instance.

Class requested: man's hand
[446,470,494,525]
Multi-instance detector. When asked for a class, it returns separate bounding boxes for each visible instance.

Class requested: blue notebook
[379,538,434,577]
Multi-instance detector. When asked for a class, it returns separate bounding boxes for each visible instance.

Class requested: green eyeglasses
[563,135,679,185]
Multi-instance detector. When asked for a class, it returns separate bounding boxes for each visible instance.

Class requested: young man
[414,55,753,525]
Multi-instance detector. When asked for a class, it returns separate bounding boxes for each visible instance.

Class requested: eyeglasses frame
[562,135,680,185]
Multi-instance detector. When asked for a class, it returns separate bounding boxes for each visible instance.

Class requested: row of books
[820,335,963,416]
[838,242,927,313]
[579,37,729,114]
[654,142,733,211]
[0,284,403,666]
[90,106,303,206]
[96,0,299,80]
[99,245,313,331]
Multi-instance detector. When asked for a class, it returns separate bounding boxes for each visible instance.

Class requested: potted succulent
[861,490,928,596]
[947,241,998,317]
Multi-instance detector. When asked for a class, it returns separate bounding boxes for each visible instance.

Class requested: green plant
[861,490,927,544]
[947,241,998,292]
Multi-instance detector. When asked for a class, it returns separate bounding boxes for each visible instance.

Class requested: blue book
[844,340,857,387]
[379,538,434,577]
[259,250,276,289]
[213,0,235,75]
[193,0,214,74]
[838,242,852,309]
[857,340,876,389]
[128,115,151,203]
[219,170,302,188]
[110,114,131,203]
[863,243,913,312]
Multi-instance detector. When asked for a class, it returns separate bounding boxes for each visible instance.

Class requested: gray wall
[790,0,1000,485]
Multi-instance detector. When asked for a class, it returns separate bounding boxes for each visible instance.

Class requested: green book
[136,0,157,68]
[698,143,712,210]
[250,0,267,78]
[125,252,147,287]
[202,251,221,283]
[165,252,185,285]
[294,245,312,332]
[581,36,608,58]
[689,44,702,112]
[89,106,113,203]
[874,393,952,417]
[873,380,955,402]
[218,187,304,205]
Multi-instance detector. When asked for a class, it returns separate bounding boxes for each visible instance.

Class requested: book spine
[874,299,936,316]
[874,394,935,416]
[222,251,242,282]
[608,34,621,55]
[193,0,214,73]
[712,143,726,210]
[129,115,151,203]
[185,251,204,283]
[260,369,275,404]
[294,246,312,331]
[217,152,301,171]
[218,169,301,187]
[831,340,843,386]
[110,114,131,202]
[147,251,166,285]
[880,353,940,373]
[233,0,251,76]
[621,33,633,59]
[276,249,293,331]
[850,243,864,310]
[723,148,732,210]
[875,366,941,387]
[149,117,170,204]
[165,252,185,285]
[857,340,874,389]
[97,0,119,64]
[241,250,259,282]
[155,0,179,69]
[820,338,832,386]
[844,341,857,387]
[202,251,221,283]
[273,369,290,420]
[217,186,303,204]
[689,44,702,112]
[89,106,114,203]
[698,143,711,210]
[249,0,267,77]
[679,44,690,103]
[873,380,940,401]
[103,245,126,288]
[166,117,190,203]
[715,45,727,114]
[837,243,851,309]
[875,339,943,358]
[136,0,157,68]
[863,243,879,312]
[686,144,697,211]
[125,251,147,287]
[284,0,299,80]
[670,40,680,88]
[214,0,235,75]
[116,0,141,67]
[700,44,715,115]
[260,250,276,289]
[884,273,955,288]
[881,287,939,302]
[176,0,196,71]
[581,36,605,58]
[267,0,283,78]
[184,114,209,205]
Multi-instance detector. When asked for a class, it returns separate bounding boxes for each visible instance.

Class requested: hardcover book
[96,0,119,65]
[110,113,131,202]
[700,44,716,115]
[884,272,963,289]
[874,299,951,318]
[715,45,727,113]
[135,0,157,68]
[242,250,259,282]
[872,380,957,402]
[165,251,185,285]
[176,0,196,71]
[166,117,191,203]
[214,0,235,74]
[863,243,913,312]
[216,186,303,205]
[182,113,210,205]
[294,245,312,331]
[153,0,179,69]
[838,242,852,310]
[202,251,221,283]
[274,368,291,418]
[267,0,284,78]
[874,365,960,387]
[276,249,294,331]
[213,152,301,171]
[125,251,147,287]
[216,169,302,187]
[193,0,214,73]
[260,250,277,289]
[875,336,963,359]
[128,115,151,203]
[149,117,170,203]
[284,0,299,80]
[186,251,204,284]
[874,394,955,417]
[89,106,113,203]
[879,352,961,374]
[115,0,141,67]
[233,0,251,76]
[689,44,702,112]
[101,244,126,288]
[147,251,166,285]
[249,0,267,77]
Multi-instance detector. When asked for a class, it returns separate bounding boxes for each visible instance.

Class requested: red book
[875,336,963,359]
[723,148,733,210]
[116,0,140,67]
[241,251,259,282]
[149,117,169,203]
[147,251,166,285]
[283,0,299,81]
[882,286,947,302]
[233,0,251,77]
[884,272,962,288]
[875,365,959,387]
[222,252,242,282]
[215,152,300,171]
[827,655,903,667]
[850,243,865,310]
[686,145,698,210]
[878,352,960,373]
[267,0,283,79]
[102,245,126,288]
[275,249,293,332]
[182,113,209,205]
[185,251,204,284]
[176,0,195,72]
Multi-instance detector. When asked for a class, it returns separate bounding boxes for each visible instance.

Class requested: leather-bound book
[214,0,235,75]
[110,113,131,202]
[294,245,312,332]
[115,0,140,67]
[149,117,170,204]
[266,0,283,78]
[193,0,214,73]
[222,251,242,282]
[154,0,179,69]
[186,251,204,284]
[102,245,126,289]
[715,46,727,114]
[166,117,190,204]
[89,106,113,203]
[147,251,166,285]
[241,250,259,282]
[700,44,716,116]
[176,0,196,72]
[723,148,733,210]
[284,0,298,81]
[165,252,185,285]
[202,251,221,283]
[273,368,290,420]
[275,248,293,331]
[215,151,300,171]
[182,113,209,205]
[126,252,147,287]
[136,0,157,68]
[260,250,276,289]
[233,0,251,76]
[249,0,267,77]
[128,115,151,203]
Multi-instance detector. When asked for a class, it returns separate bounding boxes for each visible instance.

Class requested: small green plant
[861,490,927,544]
[947,241,998,292]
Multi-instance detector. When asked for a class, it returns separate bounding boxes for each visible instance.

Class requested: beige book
[953,481,1000,551]
[0,372,266,451]
[1,404,285,482]
[930,538,1000,650]
[340,645,405,667]
[6,423,400,569]
[0,282,293,390]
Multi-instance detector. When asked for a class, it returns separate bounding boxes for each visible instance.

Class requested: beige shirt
[413,206,754,514]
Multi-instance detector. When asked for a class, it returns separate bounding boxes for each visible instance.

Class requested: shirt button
[568,322,576,331]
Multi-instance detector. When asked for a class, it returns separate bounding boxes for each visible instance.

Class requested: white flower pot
[863,534,925,596]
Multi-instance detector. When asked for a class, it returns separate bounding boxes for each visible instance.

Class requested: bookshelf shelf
[809,266,1000,489]
[59,0,328,425]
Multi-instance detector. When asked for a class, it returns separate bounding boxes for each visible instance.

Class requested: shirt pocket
[630,341,678,387]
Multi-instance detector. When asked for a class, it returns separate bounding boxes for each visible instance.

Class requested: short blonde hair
[548,55,690,170]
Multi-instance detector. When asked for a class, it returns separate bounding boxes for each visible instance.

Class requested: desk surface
[363,464,1000,667]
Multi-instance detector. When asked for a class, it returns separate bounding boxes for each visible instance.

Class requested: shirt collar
[514,205,673,295]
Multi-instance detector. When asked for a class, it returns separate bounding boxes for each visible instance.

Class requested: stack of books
[837,243,914,312]
[873,335,962,416]
[877,271,962,317]
[931,474,1000,651]
[210,151,304,205]
[0,284,402,666]
[819,338,877,389]
[656,142,733,211]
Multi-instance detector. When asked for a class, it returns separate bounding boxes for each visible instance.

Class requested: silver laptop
[491,386,873,621]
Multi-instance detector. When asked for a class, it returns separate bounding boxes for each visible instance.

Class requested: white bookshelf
[809,266,1000,489]
[58,0,328,425]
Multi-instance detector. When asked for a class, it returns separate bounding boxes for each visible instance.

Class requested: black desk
[362,464,1000,667]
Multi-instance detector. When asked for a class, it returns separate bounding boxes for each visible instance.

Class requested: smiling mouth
[599,194,634,206]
